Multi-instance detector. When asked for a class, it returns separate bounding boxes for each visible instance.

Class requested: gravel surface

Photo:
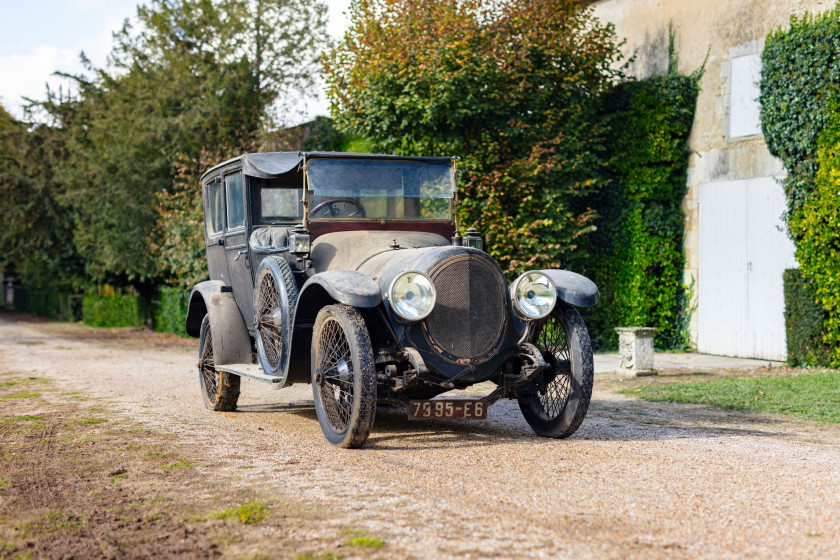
[2,315,839,559]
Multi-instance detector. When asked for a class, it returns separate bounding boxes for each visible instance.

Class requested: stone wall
[590,0,832,344]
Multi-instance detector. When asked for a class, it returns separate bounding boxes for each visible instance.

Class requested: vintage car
[185,152,599,448]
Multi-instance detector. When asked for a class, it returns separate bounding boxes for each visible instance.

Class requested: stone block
[614,327,658,376]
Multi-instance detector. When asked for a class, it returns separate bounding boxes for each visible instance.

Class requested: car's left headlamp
[388,272,436,321]
[512,271,557,320]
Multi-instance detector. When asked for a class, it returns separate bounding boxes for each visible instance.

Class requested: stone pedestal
[614,327,658,376]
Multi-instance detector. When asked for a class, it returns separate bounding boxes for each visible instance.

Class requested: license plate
[408,399,488,420]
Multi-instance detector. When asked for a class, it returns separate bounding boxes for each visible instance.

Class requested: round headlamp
[388,272,436,321]
[513,272,557,320]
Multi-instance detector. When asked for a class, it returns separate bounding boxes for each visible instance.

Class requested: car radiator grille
[424,255,507,359]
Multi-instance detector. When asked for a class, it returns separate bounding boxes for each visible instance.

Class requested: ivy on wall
[580,71,701,350]
[760,4,840,214]
[760,4,840,366]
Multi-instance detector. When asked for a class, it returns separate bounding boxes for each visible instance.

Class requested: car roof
[200,152,455,182]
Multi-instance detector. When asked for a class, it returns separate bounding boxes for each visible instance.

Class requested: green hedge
[153,286,189,337]
[27,289,66,319]
[783,269,830,367]
[760,4,840,366]
[82,295,145,328]
[581,71,700,350]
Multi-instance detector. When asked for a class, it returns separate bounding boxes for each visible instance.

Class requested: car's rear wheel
[517,303,593,438]
[198,315,240,411]
[311,304,376,448]
[254,256,298,379]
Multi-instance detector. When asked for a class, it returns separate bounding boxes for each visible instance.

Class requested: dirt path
[1,314,839,559]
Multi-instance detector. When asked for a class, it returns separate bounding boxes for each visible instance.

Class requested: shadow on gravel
[233,395,791,448]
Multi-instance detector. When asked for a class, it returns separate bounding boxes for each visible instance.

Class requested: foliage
[760,6,840,366]
[783,269,831,367]
[581,72,700,349]
[3,0,327,291]
[26,289,68,320]
[82,295,145,328]
[153,286,190,337]
[325,0,624,275]
[759,4,840,214]
[0,107,86,289]
[787,112,840,367]
[624,371,840,424]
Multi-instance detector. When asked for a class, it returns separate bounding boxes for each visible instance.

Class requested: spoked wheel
[198,315,240,411]
[311,304,376,448]
[518,303,593,438]
[254,256,298,380]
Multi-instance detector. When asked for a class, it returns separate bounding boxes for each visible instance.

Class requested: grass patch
[73,418,107,425]
[1,415,45,424]
[154,460,194,470]
[213,500,269,525]
[2,391,42,400]
[623,371,840,423]
[344,536,384,548]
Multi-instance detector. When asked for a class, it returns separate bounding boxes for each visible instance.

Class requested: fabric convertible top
[201,152,455,181]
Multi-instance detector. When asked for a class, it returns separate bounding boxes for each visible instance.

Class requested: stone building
[591,0,834,360]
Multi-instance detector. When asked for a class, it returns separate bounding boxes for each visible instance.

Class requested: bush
[760,6,840,366]
[153,286,189,337]
[82,295,145,328]
[581,72,700,349]
[27,289,65,319]
[783,269,830,366]
[787,114,840,366]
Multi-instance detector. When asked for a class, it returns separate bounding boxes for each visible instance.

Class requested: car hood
[309,230,451,273]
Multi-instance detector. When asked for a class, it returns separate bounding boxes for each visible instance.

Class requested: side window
[205,179,224,236]
[225,171,245,231]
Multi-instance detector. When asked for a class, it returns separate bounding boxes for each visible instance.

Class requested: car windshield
[307,158,454,220]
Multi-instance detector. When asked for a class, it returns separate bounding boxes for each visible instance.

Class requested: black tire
[254,256,298,379]
[198,315,240,411]
[311,304,376,448]
[517,304,593,438]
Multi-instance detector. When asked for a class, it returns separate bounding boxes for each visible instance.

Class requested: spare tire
[253,256,299,383]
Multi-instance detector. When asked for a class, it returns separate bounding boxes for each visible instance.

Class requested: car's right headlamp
[512,271,557,320]
[388,272,436,321]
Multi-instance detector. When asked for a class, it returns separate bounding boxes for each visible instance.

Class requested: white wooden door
[698,178,796,360]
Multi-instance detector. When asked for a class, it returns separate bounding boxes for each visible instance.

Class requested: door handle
[234,250,247,261]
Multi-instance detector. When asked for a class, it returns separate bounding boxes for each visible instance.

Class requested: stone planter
[614,327,658,376]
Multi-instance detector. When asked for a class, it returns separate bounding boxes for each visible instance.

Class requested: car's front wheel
[310,304,376,448]
[517,303,593,438]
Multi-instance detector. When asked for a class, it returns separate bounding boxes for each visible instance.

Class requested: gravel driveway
[2,315,838,559]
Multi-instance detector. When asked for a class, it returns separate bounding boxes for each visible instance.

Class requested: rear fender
[185,281,251,366]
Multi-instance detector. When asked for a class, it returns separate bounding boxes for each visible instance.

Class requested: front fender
[298,270,382,309]
[516,270,600,308]
[185,281,251,366]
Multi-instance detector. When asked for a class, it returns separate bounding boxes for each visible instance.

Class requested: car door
[204,176,227,283]
[222,170,255,328]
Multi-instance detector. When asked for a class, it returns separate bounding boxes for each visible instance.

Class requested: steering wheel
[310,197,366,219]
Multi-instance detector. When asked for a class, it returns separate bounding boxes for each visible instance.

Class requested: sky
[0,0,353,125]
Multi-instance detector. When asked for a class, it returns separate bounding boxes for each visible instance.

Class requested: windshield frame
[303,155,458,226]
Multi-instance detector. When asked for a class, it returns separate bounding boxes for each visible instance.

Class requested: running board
[217,363,284,384]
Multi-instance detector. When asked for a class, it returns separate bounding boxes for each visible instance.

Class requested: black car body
[186,152,599,447]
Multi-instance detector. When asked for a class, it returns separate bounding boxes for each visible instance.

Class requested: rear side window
[225,172,245,230]
[205,179,224,235]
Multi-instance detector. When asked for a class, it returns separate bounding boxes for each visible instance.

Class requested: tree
[25,0,327,290]
[325,0,624,275]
